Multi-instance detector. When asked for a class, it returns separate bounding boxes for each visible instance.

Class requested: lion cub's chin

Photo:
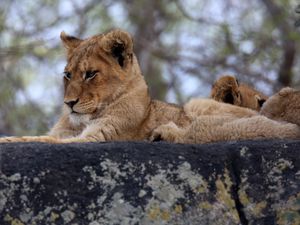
[69,113,92,126]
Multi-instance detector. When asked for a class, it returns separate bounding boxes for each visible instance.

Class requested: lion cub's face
[60,30,134,119]
[211,75,241,105]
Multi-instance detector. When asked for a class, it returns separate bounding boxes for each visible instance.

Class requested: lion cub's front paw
[0,136,23,143]
[0,137,18,143]
[150,122,184,143]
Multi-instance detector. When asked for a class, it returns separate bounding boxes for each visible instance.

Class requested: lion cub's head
[260,87,300,126]
[211,75,267,111]
[60,29,141,121]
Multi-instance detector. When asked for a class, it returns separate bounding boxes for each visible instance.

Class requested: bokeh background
[1,0,300,136]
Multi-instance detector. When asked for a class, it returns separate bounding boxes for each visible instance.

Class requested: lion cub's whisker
[79,101,95,107]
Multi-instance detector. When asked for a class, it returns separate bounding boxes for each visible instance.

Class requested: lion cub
[151,89,300,144]
[0,29,189,143]
[260,87,300,126]
[211,75,268,111]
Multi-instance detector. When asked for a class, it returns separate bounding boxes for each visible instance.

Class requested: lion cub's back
[185,98,257,119]
[149,100,190,126]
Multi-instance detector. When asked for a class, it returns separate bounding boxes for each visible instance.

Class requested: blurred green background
[0,0,300,136]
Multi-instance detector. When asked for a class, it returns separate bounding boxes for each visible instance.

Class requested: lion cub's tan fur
[0,29,189,143]
[1,31,299,144]
[211,75,268,111]
[185,98,257,119]
[151,90,300,144]
[260,87,300,126]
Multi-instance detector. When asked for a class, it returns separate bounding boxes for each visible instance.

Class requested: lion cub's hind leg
[190,116,300,144]
[150,116,235,144]
[221,116,300,141]
[180,115,300,144]
[183,116,236,144]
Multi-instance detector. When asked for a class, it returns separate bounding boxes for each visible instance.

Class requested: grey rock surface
[0,140,300,225]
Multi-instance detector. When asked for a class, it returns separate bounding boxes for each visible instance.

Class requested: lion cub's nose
[64,99,79,109]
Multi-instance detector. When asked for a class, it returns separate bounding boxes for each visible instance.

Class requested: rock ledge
[1,140,300,225]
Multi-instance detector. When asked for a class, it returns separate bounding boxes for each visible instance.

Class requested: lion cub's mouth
[70,108,96,115]
[70,110,92,116]
[71,110,79,114]
[69,107,92,115]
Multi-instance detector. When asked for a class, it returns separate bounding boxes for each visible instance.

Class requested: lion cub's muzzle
[65,98,79,111]
[64,98,97,114]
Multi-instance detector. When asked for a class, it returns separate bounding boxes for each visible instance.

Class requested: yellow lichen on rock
[215,170,240,224]
[195,180,209,194]
[4,214,13,222]
[238,187,266,218]
[276,193,300,225]
[160,210,171,221]
[238,188,250,205]
[4,214,24,225]
[50,212,60,222]
[147,206,171,221]
[276,158,294,171]
[252,201,267,217]
[148,206,161,220]
[174,204,183,214]
[199,201,213,210]
[11,219,24,225]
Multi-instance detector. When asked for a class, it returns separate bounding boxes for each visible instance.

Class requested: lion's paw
[150,122,184,143]
[0,136,20,143]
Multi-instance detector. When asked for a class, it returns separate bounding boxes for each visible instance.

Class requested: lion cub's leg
[0,136,61,143]
[150,116,235,144]
[219,116,300,141]
[183,116,236,144]
[0,135,89,143]
[0,117,129,143]
[151,95,300,144]
[184,116,300,144]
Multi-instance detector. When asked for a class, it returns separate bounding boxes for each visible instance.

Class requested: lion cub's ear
[60,31,83,50]
[102,29,133,68]
[255,95,266,107]
[278,87,293,97]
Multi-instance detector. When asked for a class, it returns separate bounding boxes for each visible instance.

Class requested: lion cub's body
[0,30,189,143]
[185,98,257,119]
[260,87,300,126]
[151,91,300,144]
[211,75,268,111]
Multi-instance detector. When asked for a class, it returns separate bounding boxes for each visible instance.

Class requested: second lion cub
[211,75,268,111]
[151,91,300,144]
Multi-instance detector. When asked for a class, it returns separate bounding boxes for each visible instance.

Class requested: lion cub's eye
[85,71,98,80]
[64,71,72,80]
